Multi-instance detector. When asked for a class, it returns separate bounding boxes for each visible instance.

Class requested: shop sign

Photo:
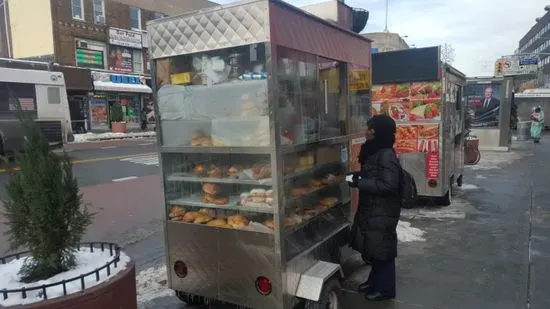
[499,55,539,76]
[426,152,439,178]
[349,69,371,91]
[91,71,143,85]
[76,48,104,69]
[108,46,133,73]
[108,28,142,49]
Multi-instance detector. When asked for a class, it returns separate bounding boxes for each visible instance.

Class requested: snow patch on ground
[466,150,525,170]
[459,183,479,190]
[402,197,475,221]
[73,131,156,143]
[136,265,174,304]
[475,175,487,179]
[0,248,130,306]
[397,220,426,242]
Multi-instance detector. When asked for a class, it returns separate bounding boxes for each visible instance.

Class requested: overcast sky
[214,0,549,77]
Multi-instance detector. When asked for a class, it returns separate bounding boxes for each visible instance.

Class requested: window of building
[132,49,143,74]
[154,12,167,19]
[93,0,105,24]
[71,0,84,20]
[130,7,141,30]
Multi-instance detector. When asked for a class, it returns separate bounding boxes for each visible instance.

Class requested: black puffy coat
[353,148,401,261]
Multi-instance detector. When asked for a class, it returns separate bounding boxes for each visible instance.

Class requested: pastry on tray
[320,197,339,207]
[227,215,250,229]
[193,214,213,224]
[207,166,226,178]
[169,206,186,218]
[207,219,230,228]
[202,183,221,195]
[193,164,207,177]
[213,196,229,205]
[201,193,215,204]
[182,211,201,223]
[263,219,274,230]
[227,166,241,178]
[190,131,213,147]
[290,187,308,199]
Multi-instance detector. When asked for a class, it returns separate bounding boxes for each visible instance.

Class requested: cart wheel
[304,278,342,309]
[456,175,463,187]
[175,291,209,306]
[435,190,451,206]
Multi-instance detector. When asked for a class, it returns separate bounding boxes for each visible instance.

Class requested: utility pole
[384,0,389,32]
[0,0,11,58]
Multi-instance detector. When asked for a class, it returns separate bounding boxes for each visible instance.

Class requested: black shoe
[357,282,373,292]
[365,291,395,301]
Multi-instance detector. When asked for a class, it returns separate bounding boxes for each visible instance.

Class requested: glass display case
[156,44,354,244]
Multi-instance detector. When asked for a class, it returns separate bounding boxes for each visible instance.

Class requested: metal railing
[0,242,122,301]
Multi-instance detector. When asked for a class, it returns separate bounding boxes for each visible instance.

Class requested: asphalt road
[0,138,164,254]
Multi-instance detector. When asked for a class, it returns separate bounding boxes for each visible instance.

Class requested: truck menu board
[372,81,442,122]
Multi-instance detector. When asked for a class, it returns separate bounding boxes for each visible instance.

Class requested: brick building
[0,0,216,132]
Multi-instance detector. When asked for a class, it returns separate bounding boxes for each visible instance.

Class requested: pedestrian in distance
[346,114,401,301]
[530,106,544,143]
[141,106,148,131]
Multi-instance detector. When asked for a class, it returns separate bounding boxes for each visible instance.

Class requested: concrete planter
[111,122,127,133]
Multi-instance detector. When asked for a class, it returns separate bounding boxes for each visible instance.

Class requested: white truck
[0,67,72,154]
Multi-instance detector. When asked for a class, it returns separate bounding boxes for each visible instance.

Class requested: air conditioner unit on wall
[76,40,88,49]
[96,15,105,24]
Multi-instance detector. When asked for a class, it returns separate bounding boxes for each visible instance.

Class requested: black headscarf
[358,115,396,165]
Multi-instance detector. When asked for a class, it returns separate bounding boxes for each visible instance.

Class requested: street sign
[496,55,539,76]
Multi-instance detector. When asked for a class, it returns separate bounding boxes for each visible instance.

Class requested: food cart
[147,0,371,308]
[369,47,467,205]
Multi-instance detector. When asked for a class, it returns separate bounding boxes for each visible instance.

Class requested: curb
[71,134,157,144]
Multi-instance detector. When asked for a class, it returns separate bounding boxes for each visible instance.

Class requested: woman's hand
[346,172,361,188]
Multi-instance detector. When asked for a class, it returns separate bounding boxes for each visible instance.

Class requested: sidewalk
[341,138,538,308]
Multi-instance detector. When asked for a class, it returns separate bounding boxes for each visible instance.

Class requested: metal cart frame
[147,1,371,308]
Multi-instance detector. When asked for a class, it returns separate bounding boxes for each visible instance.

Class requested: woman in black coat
[347,115,401,301]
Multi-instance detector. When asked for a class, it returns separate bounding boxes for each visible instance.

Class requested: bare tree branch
[441,43,456,65]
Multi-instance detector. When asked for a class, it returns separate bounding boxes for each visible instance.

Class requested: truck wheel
[175,291,209,306]
[304,278,342,309]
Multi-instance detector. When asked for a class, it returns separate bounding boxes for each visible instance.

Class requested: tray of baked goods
[282,196,345,235]
[168,183,274,214]
[167,161,273,186]
[285,173,346,202]
[168,206,273,233]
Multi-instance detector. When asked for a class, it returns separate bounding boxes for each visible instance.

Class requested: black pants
[367,258,396,296]
[141,120,147,130]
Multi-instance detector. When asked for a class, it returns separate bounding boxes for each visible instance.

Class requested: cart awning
[93,81,152,93]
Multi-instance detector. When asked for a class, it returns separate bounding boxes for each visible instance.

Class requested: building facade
[363,32,409,53]
[0,0,216,131]
[518,7,550,73]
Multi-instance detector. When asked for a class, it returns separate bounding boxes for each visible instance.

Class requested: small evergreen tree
[110,104,124,122]
[1,109,94,283]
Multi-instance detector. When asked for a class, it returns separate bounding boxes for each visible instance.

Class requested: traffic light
[495,60,503,74]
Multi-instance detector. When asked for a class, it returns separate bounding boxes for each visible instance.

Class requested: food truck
[369,47,467,205]
[148,0,371,308]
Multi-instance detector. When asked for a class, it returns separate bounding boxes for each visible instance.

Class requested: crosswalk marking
[120,154,159,166]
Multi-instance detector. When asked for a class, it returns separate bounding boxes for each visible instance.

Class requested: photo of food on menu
[394,124,439,155]
[372,81,442,122]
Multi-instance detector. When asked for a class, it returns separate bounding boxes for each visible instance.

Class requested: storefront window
[119,95,139,124]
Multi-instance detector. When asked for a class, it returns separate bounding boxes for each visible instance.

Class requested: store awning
[93,81,152,93]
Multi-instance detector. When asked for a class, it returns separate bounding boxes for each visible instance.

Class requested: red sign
[426,152,439,178]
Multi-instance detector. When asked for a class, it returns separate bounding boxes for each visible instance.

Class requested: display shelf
[283,162,342,180]
[167,173,273,186]
[161,146,271,154]
[166,219,273,235]
[284,200,350,236]
[285,181,346,204]
[169,194,274,214]
[280,136,349,154]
